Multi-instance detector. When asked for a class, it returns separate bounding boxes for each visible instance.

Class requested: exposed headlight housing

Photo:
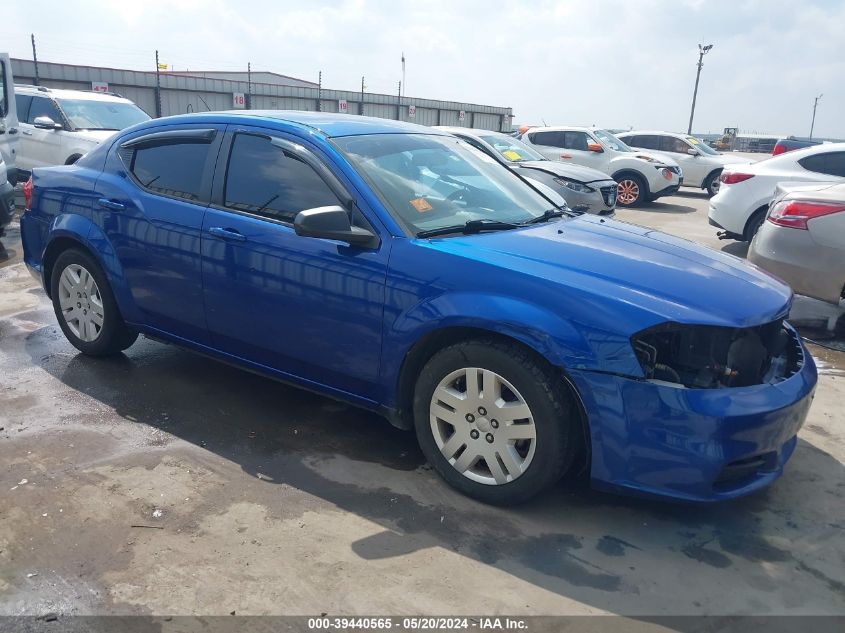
[631,320,799,388]
[554,178,594,193]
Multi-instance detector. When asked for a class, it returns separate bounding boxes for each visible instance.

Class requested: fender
[380,290,642,407]
[44,214,141,323]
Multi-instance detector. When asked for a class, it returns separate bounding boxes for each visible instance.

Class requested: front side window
[686,136,719,155]
[799,152,845,178]
[660,136,691,154]
[563,131,590,151]
[334,133,554,235]
[57,98,150,131]
[28,97,63,125]
[477,134,546,162]
[224,133,341,223]
[0,61,6,117]
[130,141,211,200]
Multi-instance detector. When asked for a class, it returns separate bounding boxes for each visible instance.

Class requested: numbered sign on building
[338,99,349,113]
[233,92,246,109]
[91,81,109,93]
[458,110,466,122]
[408,104,416,118]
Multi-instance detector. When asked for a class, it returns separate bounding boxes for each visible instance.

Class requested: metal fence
[10,58,513,132]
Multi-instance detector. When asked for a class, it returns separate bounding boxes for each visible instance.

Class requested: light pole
[809,93,823,140]
[687,43,713,135]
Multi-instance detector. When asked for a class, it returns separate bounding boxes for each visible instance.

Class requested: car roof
[15,85,134,104]
[434,126,506,139]
[151,111,452,138]
[618,130,693,138]
[524,126,593,133]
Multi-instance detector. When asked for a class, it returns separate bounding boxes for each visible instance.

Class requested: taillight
[720,172,755,185]
[768,199,845,230]
[772,143,786,156]
[23,176,33,210]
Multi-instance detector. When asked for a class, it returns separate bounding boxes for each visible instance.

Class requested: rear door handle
[98,198,126,211]
[207,226,247,242]
[7,128,17,135]
[21,130,32,136]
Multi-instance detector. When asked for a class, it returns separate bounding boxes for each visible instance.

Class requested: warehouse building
[10,58,512,132]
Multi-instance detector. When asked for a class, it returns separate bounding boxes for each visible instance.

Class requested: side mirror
[33,116,62,130]
[587,143,603,153]
[687,148,700,156]
[294,205,378,248]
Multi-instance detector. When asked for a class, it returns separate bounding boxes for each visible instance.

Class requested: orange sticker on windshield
[410,198,433,213]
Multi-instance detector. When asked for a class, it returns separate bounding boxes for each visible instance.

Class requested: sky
[1,0,843,138]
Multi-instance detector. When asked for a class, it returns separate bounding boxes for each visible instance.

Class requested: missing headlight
[632,320,798,388]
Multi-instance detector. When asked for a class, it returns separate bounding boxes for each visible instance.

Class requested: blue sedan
[19,112,816,505]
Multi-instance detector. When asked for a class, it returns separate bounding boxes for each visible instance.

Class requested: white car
[708,143,845,241]
[14,85,150,179]
[0,53,19,185]
[518,126,682,207]
[617,130,749,196]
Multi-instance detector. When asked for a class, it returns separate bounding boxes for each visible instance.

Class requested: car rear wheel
[615,174,647,207]
[50,249,138,356]
[413,339,580,505]
[744,208,767,242]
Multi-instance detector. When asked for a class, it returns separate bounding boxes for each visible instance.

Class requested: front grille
[713,451,778,490]
[600,185,617,207]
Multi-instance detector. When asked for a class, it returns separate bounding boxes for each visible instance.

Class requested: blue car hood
[427,215,792,331]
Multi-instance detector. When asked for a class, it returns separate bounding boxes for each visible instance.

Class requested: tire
[50,248,138,356]
[65,154,83,165]
[413,339,580,505]
[615,173,647,207]
[705,171,722,197]
[744,209,767,242]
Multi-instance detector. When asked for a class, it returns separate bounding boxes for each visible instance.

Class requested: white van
[0,53,17,235]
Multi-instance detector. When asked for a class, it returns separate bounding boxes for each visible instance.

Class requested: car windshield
[593,129,633,152]
[58,99,151,131]
[477,134,547,163]
[686,136,719,155]
[334,134,555,235]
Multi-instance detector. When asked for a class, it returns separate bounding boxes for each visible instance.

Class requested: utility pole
[401,52,405,98]
[317,71,322,112]
[31,34,40,85]
[687,43,713,135]
[809,93,823,140]
[397,81,402,120]
[154,50,162,118]
[360,76,365,115]
[247,62,252,110]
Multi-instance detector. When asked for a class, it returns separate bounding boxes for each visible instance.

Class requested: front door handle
[21,129,33,136]
[207,226,247,242]
[98,198,126,211]
[7,128,17,135]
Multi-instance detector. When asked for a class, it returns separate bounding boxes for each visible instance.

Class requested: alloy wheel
[429,367,536,485]
[57,264,105,342]
[617,179,640,205]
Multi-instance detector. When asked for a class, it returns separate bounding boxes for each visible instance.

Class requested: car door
[19,95,64,170]
[0,54,19,181]
[658,135,704,186]
[525,130,567,161]
[561,130,607,170]
[201,128,390,401]
[92,124,224,343]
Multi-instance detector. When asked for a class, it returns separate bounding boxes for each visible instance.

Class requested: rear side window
[15,94,33,123]
[130,142,211,200]
[223,133,341,223]
[0,61,6,117]
[27,96,63,125]
[799,152,845,178]
[529,131,565,148]
[631,135,660,150]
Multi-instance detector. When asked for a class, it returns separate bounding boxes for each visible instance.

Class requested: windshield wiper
[416,219,522,238]
[525,208,573,224]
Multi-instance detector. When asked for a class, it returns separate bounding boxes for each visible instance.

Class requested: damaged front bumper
[569,324,817,502]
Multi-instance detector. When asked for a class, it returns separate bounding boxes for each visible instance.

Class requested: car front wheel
[50,248,138,356]
[413,339,580,505]
[615,174,647,207]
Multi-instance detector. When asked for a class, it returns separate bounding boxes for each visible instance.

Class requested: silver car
[435,127,617,215]
[749,181,845,305]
